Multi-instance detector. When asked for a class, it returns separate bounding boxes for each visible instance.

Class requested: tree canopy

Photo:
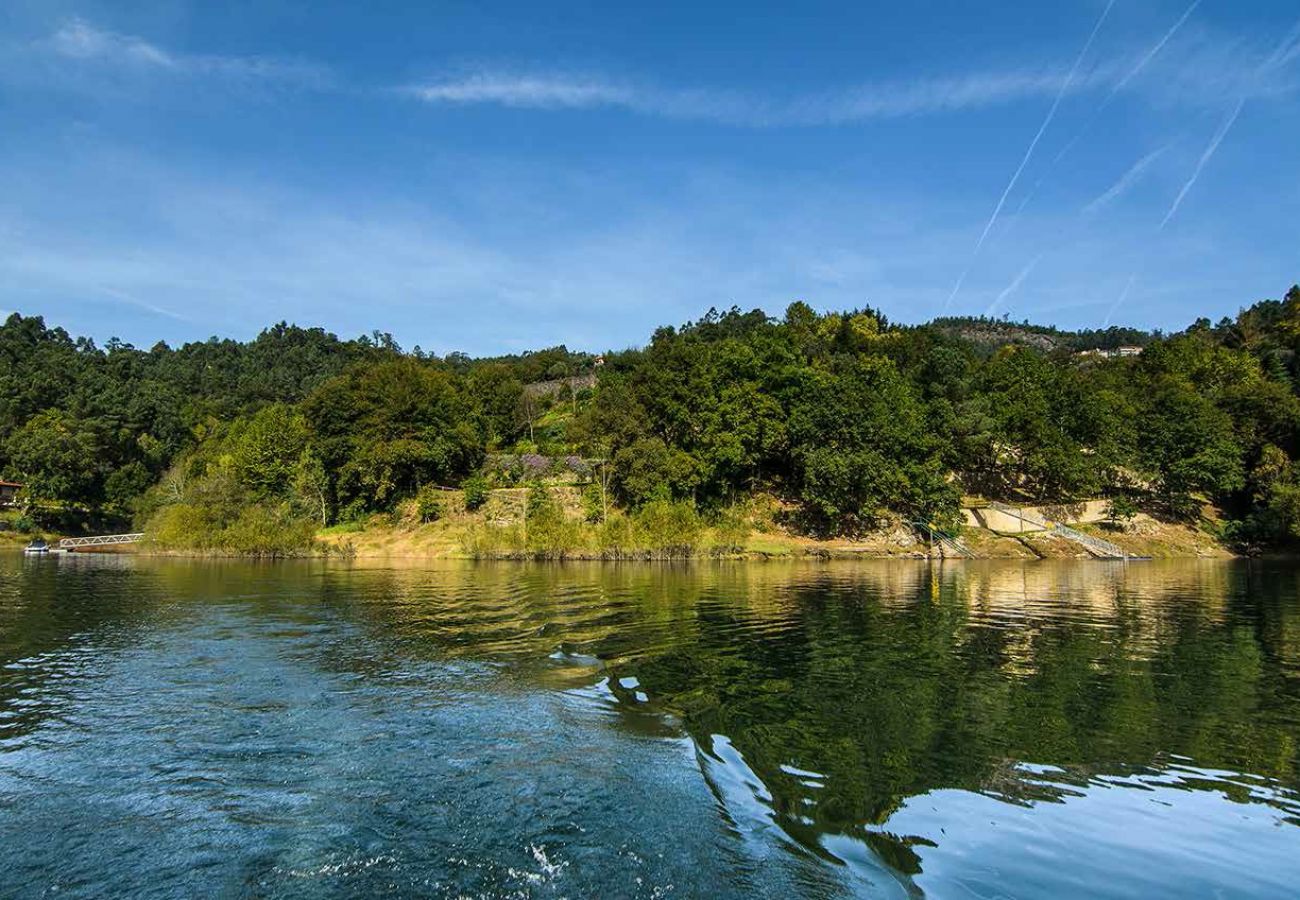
[3,285,1300,548]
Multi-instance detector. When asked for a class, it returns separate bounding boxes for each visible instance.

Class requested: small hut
[0,481,21,507]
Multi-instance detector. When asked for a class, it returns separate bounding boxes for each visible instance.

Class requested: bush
[219,505,316,556]
[523,483,582,557]
[462,474,489,511]
[146,501,315,556]
[634,499,702,557]
[709,505,751,554]
[1105,494,1139,529]
[416,486,443,523]
[581,482,606,523]
[338,498,369,524]
[597,513,636,555]
[463,523,525,557]
[146,503,215,550]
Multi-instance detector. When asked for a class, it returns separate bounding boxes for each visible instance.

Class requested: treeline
[2,285,1300,552]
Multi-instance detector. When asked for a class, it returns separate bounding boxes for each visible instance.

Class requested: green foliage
[709,505,751,554]
[581,481,606,523]
[219,505,317,555]
[5,409,103,506]
[303,357,483,514]
[461,474,489,510]
[7,283,1300,547]
[415,486,443,523]
[1105,494,1139,528]
[1139,376,1244,518]
[632,499,702,556]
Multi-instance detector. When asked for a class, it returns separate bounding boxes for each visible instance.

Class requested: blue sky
[1,1,1298,355]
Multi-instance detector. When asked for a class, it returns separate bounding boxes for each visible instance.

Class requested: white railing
[913,521,975,558]
[987,503,1130,559]
[59,533,145,550]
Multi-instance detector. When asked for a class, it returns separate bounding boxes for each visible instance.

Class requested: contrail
[944,0,1115,311]
[1115,0,1201,92]
[1082,144,1169,216]
[1104,274,1137,327]
[1159,97,1243,229]
[1157,20,1299,231]
[984,255,1041,318]
[1051,0,1200,168]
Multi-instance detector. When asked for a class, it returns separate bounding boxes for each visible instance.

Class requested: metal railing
[59,533,145,551]
[987,503,1131,559]
[912,521,975,558]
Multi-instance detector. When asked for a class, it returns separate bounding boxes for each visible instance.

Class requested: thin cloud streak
[408,74,633,108]
[1115,0,1202,93]
[1104,274,1137,327]
[404,67,1118,125]
[1158,100,1243,230]
[985,256,1041,318]
[1083,145,1168,216]
[42,18,329,85]
[1051,1,1200,171]
[1157,19,1300,232]
[945,0,1116,311]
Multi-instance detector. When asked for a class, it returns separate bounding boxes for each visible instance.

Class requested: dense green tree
[6,283,1300,547]
[302,357,483,514]
[1139,376,1244,517]
[4,409,103,506]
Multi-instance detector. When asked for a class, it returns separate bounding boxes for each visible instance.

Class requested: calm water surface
[1,555,1298,898]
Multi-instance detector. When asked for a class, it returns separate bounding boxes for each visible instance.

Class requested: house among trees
[0,481,21,507]
[1078,345,1144,359]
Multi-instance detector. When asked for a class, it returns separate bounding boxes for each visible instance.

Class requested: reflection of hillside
[3,554,1298,887]
[315,558,1299,876]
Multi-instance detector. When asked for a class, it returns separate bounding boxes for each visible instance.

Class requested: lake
[1,555,1297,898]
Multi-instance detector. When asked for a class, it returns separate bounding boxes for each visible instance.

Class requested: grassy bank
[309,488,1233,561]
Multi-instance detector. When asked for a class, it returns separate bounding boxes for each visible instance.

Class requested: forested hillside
[3,285,1300,553]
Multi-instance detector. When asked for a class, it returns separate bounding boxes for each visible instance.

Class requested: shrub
[146,503,215,550]
[220,505,316,556]
[581,482,606,523]
[462,523,525,557]
[634,499,702,557]
[338,498,369,524]
[416,486,443,523]
[597,513,636,556]
[462,474,490,510]
[523,483,582,557]
[709,505,751,554]
[1105,494,1139,529]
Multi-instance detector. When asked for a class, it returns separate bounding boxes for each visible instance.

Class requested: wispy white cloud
[1083,145,1169,216]
[403,17,1300,129]
[37,18,330,86]
[407,73,634,109]
[1155,20,1300,231]
[402,66,1122,126]
[19,14,1300,124]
